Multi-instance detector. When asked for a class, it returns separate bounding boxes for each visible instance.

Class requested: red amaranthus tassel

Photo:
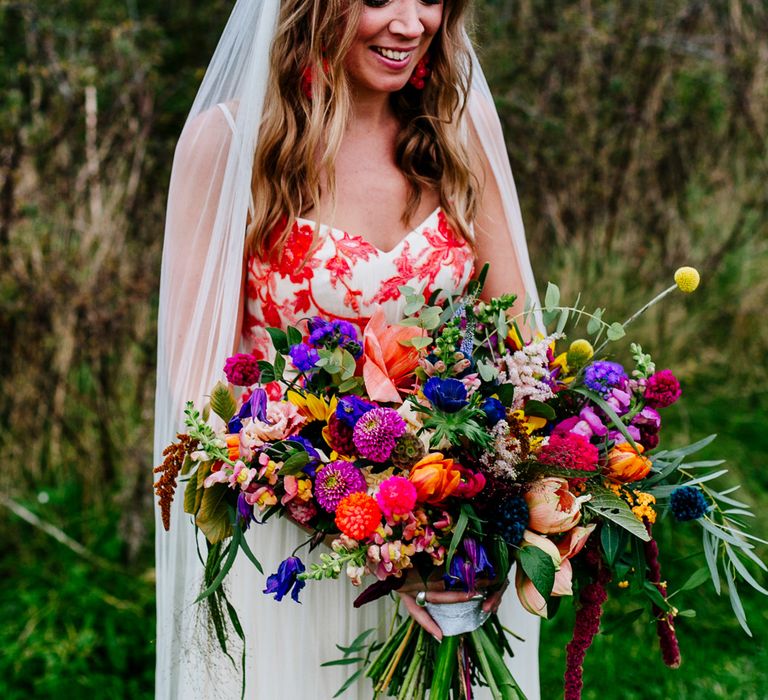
[643,520,682,668]
[564,540,611,700]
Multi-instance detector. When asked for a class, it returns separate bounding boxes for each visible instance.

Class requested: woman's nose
[388,0,425,38]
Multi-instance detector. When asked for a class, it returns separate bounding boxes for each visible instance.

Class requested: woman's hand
[396,573,510,641]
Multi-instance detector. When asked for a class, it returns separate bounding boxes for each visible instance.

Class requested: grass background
[1,1,766,697]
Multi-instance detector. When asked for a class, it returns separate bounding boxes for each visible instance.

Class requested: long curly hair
[246,0,477,257]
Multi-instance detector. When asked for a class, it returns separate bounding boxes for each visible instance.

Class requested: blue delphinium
[307,317,362,358]
[670,486,709,521]
[583,360,627,396]
[423,376,468,413]
[263,557,306,602]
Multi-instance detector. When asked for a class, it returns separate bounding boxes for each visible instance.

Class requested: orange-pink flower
[604,442,652,482]
[525,477,585,534]
[362,307,425,403]
[408,452,462,504]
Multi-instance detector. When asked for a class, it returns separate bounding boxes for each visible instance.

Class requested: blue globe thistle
[670,486,709,521]
[494,497,529,546]
[423,376,468,413]
[583,360,627,396]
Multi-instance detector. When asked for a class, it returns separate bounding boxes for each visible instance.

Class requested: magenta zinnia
[537,433,599,472]
[352,407,407,462]
[314,461,367,513]
[376,476,418,519]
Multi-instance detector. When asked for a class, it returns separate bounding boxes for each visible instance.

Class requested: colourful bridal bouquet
[154,265,766,700]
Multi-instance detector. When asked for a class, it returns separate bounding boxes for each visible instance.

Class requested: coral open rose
[362,307,426,403]
[604,442,652,482]
[525,477,585,534]
[408,452,462,504]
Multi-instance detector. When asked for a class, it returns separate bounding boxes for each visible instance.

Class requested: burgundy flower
[223,353,261,386]
[644,369,681,408]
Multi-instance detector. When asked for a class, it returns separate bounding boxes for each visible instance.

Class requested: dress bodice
[244,207,475,360]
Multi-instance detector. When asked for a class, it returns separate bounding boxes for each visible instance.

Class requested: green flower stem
[469,628,502,700]
[397,627,426,700]
[594,283,677,355]
[430,635,460,700]
[366,616,412,682]
[474,624,526,700]
[376,619,416,693]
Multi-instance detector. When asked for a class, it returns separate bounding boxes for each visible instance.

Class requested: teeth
[376,48,409,61]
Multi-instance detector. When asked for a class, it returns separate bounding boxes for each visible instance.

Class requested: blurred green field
[1,1,766,698]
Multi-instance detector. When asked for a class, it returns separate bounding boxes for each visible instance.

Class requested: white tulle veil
[154,0,541,697]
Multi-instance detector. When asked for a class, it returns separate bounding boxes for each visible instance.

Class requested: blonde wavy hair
[247,0,477,257]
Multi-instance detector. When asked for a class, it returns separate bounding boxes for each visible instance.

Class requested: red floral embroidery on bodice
[244,208,474,360]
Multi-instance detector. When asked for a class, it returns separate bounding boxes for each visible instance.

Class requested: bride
[155,0,541,697]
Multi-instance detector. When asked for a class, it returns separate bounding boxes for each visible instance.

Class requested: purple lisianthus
[336,395,376,427]
[583,361,628,397]
[423,376,468,413]
[608,424,641,445]
[314,461,367,512]
[223,353,261,387]
[263,556,306,603]
[228,388,269,433]
[444,538,495,591]
[482,397,506,426]
[352,407,407,462]
[605,386,632,416]
[289,342,321,372]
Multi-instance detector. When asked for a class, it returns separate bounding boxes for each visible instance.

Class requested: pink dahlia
[352,407,407,462]
[314,461,367,513]
[644,369,681,408]
[537,433,599,472]
[375,476,418,519]
[223,353,261,386]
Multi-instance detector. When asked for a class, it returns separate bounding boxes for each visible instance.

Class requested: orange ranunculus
[362,307,426,403]
[604,442,652,482]
[225,434,240,461]
[409,452,462,504]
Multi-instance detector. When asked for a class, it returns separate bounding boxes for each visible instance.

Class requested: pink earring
[409,54,431,90]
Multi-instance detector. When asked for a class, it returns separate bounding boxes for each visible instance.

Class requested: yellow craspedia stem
[674,266,700,293]
[566,339,594,368]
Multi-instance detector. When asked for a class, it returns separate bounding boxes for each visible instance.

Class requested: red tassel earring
[301,56,330,99]
[408,54,431,89]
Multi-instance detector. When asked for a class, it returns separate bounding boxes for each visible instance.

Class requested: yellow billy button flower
[567,339,594,369]
[674,266,700,293]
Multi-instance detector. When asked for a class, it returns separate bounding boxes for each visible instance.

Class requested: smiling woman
[155,0,542,698]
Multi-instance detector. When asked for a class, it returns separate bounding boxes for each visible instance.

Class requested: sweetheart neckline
[294,206,442,255]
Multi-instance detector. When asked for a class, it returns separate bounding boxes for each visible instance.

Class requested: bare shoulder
[174,102,239,165]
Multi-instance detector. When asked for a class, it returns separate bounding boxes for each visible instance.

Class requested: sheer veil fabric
[154,1,541,697]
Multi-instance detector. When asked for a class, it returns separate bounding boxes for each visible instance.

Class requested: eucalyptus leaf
[724,543,768,594]
[606,322,626,341]
[544,282,560,311]
[703,530,721,595]
[724,565,752,636]
[556,308,570,334]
